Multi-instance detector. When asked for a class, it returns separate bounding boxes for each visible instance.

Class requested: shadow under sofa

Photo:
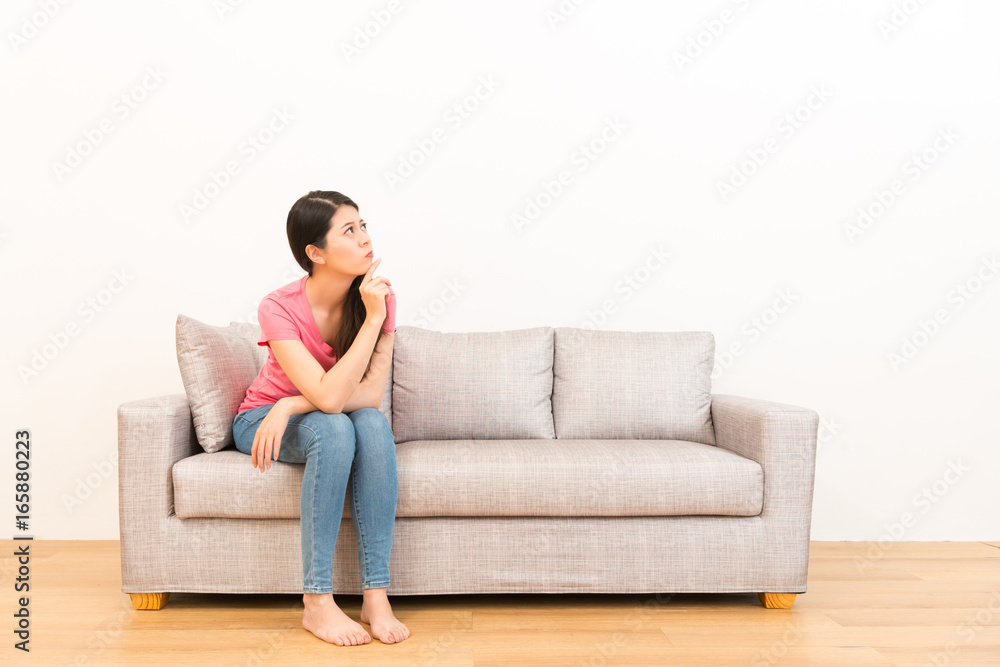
[118,322,819,611]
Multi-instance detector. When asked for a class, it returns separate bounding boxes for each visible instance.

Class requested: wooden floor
[2,541,998,666]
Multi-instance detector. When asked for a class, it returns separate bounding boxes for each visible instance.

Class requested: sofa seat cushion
[172,440,762,519]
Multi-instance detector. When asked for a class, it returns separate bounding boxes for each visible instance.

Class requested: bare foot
[360,588,410,644]
[302,593,371,646]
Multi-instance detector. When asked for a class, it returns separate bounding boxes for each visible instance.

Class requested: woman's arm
[342,330,395,412]
[277,330,395,415]
[276,394,323,416]
[269,318,382,414]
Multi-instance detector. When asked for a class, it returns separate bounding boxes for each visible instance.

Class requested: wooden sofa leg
[757,592,796,608]
[129,593,170,610]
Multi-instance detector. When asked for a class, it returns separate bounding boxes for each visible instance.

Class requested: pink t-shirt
[238,274,395,413]
[237,275,337,413]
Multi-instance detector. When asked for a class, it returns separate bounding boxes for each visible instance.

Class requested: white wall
[3,0,997,540]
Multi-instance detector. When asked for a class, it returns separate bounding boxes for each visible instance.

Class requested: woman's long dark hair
[286,190,388,378]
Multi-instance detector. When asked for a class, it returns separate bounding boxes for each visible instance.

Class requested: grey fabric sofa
[118,323,819,611]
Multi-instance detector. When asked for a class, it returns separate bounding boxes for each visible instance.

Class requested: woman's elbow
[309,393,339,414]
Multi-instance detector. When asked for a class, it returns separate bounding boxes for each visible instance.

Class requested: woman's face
[312,205,373,274]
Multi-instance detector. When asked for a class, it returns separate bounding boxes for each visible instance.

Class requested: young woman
[232,191,409,646]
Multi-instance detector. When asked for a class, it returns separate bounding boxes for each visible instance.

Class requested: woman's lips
[366,251,373,257]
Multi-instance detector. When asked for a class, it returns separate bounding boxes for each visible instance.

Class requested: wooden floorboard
[2,540,998,665]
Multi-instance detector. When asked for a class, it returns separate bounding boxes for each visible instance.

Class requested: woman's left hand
[251,401,291,471]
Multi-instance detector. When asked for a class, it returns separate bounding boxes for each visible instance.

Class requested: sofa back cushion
[391,325,555,442]
[552,328,716,445]
[176,314,392,453]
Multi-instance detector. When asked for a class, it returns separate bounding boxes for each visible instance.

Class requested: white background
[2,0,998,540]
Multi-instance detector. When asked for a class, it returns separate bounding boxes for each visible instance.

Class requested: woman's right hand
[360,257,391,325]
[251,402,291,472]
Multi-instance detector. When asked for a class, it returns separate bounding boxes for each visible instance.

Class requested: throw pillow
[175,314,263,453]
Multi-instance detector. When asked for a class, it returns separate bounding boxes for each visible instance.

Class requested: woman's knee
[232,416,255,455]
[348,407,390,430]
[294,411,357,455]
[348,408,395,450]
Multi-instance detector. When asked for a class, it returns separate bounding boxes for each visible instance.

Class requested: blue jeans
[231,404,398,594]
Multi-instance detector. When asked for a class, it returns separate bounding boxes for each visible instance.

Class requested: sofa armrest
[711,394,819,522]
[118,393,199,526]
